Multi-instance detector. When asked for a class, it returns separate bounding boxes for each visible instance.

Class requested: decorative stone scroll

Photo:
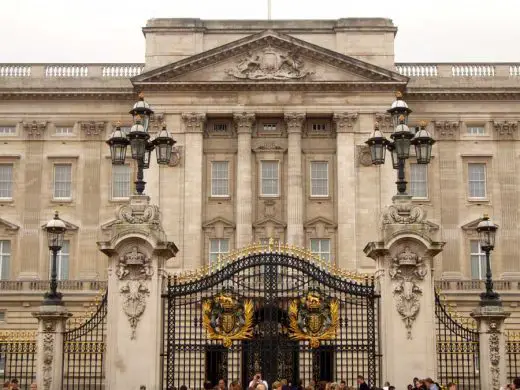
[23,121,47,137]
[42,321,56,390]
[117,202,160,225]
[493,121,518,138]
[333,113,358,133]
[233,113,255,134]
[227,47,313,80]
[375,113,393,132]
[181,113,206,133]
[381,201,427,225]
[389,247,427,339]
[80,121,106,136]
[116,246,153,340]
[284,113,306,133]
[434,121,460,139]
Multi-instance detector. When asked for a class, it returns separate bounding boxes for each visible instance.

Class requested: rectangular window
[310,162,328,197]
[468,163,486,199]
[112,165,131,199]
[55,126,74,136]
[467,126,485,136]
[410,163,428,198]
[50,240,69,281]
[260,238,280,247]
[470,240,486,280]
[261,161,279,196]
[0,126,15,136]
[53,164,72,199]
[310,239,331,262]
[209,239,229,264]
[262,123,277,132]
[0,240,10,280]
[311,123,327,131]
[211,161,229,197]
[213,123,228,132]
[0,165,13,199]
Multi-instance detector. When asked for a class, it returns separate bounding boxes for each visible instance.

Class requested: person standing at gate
[9,379,19,390]
[355,375,369,390]
[249,373,268,390]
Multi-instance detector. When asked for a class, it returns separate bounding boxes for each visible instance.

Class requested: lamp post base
[43,291,64,306]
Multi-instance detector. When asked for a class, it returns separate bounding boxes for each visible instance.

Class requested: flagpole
[268,0,272,20]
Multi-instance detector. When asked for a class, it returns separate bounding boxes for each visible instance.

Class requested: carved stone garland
[116,246,153,340]
[488,320,501,390]
[389,247,427,339]
[42,321,56,390]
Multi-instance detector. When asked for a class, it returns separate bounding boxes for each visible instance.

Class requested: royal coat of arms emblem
[288,289,339,348]
[202,291,254,347]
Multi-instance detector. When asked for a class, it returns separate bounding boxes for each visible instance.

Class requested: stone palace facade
[1,18,520,329]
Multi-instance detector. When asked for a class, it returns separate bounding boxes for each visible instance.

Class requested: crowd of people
[2,379,36,390]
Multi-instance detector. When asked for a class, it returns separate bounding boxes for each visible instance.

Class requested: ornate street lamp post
[365,91,436,195]
[106,93,176,195]
[44,211,67,305]
[476,214,501,306]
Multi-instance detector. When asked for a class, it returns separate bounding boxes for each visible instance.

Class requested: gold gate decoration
[289,289,339,348]
[202,290,254,347]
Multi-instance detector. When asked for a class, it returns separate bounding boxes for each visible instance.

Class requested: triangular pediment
[253,216,287,228]
[0,218,19,232]
[304,216,337,229]
[461,218,498,231]
[41,219,79,231]
[202,217,235,229]
[133,30,407,90]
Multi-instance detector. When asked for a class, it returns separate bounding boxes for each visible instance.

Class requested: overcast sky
[1,0,518,63]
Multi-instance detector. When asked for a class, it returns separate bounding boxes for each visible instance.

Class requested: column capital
[333,113,358,133]
[80,121,106,137]
[181,112,206,133]
[233,112,255,134]
[284,112,305,134]
[23,120,47,138]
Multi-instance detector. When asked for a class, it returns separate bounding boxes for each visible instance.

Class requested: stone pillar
[333,113,358,269]
[181,113,205,269]
[98,195,178,390]
[285,113,305,246]
[20,121,47,279]
[471,305,511,390]
[33,305,71,390]
[234,113,255,248]
[364,196,444,389]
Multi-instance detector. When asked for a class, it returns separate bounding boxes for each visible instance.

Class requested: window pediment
[0,217,19,234]
[253,217,287,229]
[461,218,494,237]
[203,217,235,239]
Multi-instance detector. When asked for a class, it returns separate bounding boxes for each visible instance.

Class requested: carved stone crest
[117,202,160,225]
[227,47,313,80]
[356,145,373,167]
[381,202,427,226]
[202,290,254,347]
[116,246,153,280]
[389,247,427,339]
[288,289,339,348]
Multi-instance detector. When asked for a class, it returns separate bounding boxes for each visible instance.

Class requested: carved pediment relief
[304,217,336,236]
[203,217,235,238]
[133,30,407,91]
[254,217,287,229]
[254,217,286,240]
[0,218,19,235]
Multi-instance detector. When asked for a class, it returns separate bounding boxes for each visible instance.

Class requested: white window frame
[311,123,327,131]
[409,163,428,199]
[467,125,485,136]
[0,126,16,136]
[53,164,72,200]
[310,238,331,263]
[470,240,486,280]
[0,240,10,280]
[55,126,74,136]
[50,240,70,281]
[262,123,278,132]
[209,238,229,264]
[213,123,228,132]
[211,161,229,197]
[468,163,487,199]
[111,164,132,199]
[310,161,329,197]
[260,160,280,197]
[0,164,13,200]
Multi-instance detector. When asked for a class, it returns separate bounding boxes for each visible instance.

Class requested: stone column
[20,121,47,279]
[234,113,255,248]
[98,195,178,390]
[33,305,71,390]
[365,197,444,389]
[471,304,510,390]
[333,113,358,269]
[182,113,206,269]
[285,113,305,246]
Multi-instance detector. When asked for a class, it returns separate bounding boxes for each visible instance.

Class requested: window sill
[467,198,490,204]
[209,196,231,202]
[309,195,331,201]
[411,197,430,203]
[109,198,130,203]
[0,198,13,203]
[51,198,73,204]
[259,195,281,199]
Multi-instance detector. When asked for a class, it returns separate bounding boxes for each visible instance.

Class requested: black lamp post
[476,214,501,306]
[106,93,176,195]
[44,211,67,305]
[365,92,436,195]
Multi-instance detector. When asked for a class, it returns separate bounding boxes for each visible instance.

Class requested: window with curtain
[310,161,328,197]
[468,163,486,198]
[0,240,10,280]
[470,240,486,280]
[53,164,72,199]
[467,126,485,135]
[410,163,428,198]
[0,165,13,199]
[261,161,279,196]
[112,165,131,198]
[310,239,331,262]
[50,240,70,281]
[209,239,229,264]
[211,161,229,196]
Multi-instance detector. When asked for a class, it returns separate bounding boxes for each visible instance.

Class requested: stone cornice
[0,88,135,100]
[405,90,520,101]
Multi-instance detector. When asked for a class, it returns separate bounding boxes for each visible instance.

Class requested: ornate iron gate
[507,331,520,383]
[435,291,480,388]
[0,330,36,389]
[162,245,381,390]
[62,291,107,389]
